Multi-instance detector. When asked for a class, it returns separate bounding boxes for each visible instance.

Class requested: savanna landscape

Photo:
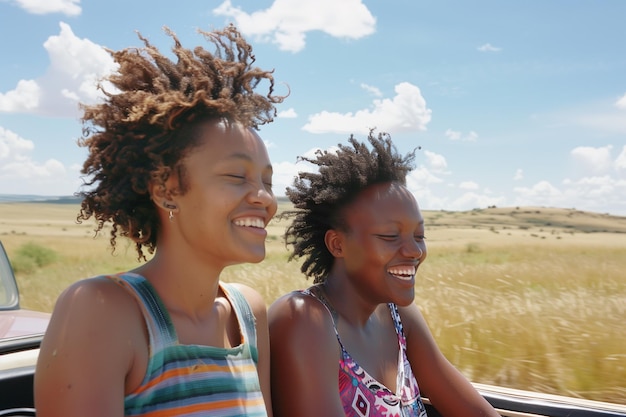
[1,200,625,404]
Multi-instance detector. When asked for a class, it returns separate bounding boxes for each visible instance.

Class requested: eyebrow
[376,218,425,227]
[225,152,273,173]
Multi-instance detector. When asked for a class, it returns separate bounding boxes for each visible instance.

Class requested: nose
[247,181,276,208]
[401,236,426,259]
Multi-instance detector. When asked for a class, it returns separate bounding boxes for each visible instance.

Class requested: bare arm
[268,292,346,417]
[400,303,500,417]
[234,283,274,417]
[34,277,144,417]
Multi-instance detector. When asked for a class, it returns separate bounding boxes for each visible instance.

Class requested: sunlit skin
[35,120,276,417]
[269,181,499,417]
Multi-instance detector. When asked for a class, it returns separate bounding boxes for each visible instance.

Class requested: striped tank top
[110,273,268,417]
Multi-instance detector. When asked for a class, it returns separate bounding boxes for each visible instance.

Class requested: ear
[149,179,180,214]
[324,229,345,258]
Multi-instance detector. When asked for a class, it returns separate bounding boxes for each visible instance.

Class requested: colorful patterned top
[304,287,428,417]
[110,273,268,417]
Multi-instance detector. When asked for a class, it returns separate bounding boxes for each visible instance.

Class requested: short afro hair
[283,130,417,283]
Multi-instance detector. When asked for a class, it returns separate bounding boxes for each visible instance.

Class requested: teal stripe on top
[108,273,267,417]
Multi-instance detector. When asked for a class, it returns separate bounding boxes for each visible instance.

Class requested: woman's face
[334,182,427,306]
[167,119,277,267]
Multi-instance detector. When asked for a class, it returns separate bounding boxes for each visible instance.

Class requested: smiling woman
[268,131,500,417]
[32,24,286,417]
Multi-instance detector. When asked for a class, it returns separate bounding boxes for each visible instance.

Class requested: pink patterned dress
[303,288,428,417]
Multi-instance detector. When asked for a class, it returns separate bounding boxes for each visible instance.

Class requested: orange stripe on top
[133,361,260,395]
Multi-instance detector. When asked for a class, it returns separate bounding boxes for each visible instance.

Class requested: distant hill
[425,206,626,234]
[2,195,625,233]
[0,194,81,204]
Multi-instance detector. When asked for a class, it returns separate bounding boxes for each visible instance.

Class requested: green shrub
[10,253,38,274]
[12,242,58,273]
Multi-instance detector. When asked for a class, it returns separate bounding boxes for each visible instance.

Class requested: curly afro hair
[77,24,285,260]
[283,130,417,283]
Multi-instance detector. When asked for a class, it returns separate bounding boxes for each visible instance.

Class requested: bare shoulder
[268,290,336,342]
[269,290,321,318]
[269,290,344,417]
[35,274,146,414]
[43,275,145,353]
[52,275,140,321]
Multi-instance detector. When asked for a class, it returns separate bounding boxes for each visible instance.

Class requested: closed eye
[225,174,273,191]
[375,234,398,241]
[375,234,426,241]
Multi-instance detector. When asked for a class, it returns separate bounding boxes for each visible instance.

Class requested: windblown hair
[284,130,416,283]
[77,25,285,260]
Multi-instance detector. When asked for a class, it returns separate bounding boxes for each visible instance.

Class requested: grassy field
[1,202,625,404]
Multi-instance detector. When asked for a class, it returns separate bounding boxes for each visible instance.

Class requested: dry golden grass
[1,202,625,404]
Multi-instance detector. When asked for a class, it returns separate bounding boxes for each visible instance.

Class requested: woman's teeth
[234,218,265,228]
[388,266,417,279]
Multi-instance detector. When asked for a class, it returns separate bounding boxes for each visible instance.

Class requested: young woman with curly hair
[35,25,284,417]
[268,131,499,417]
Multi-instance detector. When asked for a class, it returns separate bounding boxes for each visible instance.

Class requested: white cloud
[5,0,81,15]
[0,80,41,112]
[303,82,432,134]
[278,108,298,118]
[615,145,626,173]
[616,93,626,110]
[561,175,626,213]
[459,181,479,190]
[361,83,382,97]
[570,145,613,176]
[444,129,461,140]
[510,176,625,215]
[0,22,116,117]
[445,128,477,142]
[272,160,300,196]
[570,110,626,135]
[271,148,329,196]
[271,140,626,215]
[406,166,445,191]
[513,180,563,208]
[0,126,79,195]
[423,150,447,173]
[213,0,376,53]
[514,169,524,180]
[449,191,505,211]
[477,43,502,52]
[0,127,34,158]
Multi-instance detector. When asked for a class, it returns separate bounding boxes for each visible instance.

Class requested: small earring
[169,211,174,222]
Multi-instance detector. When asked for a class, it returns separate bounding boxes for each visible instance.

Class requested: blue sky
[1,0,625,215]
